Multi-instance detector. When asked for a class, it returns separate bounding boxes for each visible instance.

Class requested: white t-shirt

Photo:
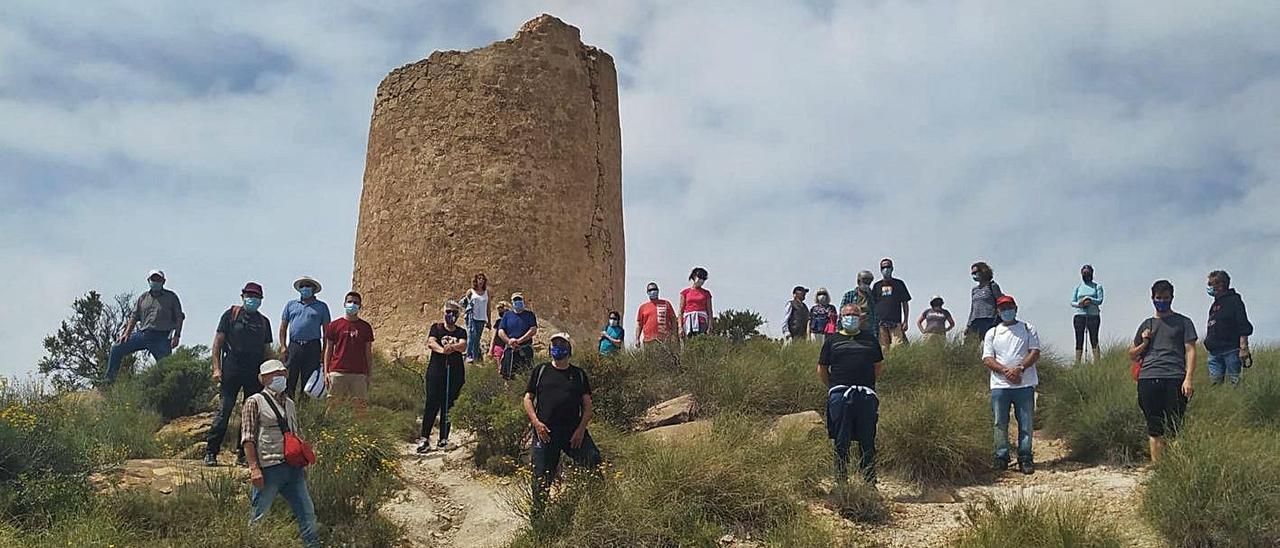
[467,289,490,323]
[982,321,1041,389]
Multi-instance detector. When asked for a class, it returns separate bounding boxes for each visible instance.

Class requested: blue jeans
[826,386,879,484]
[1207,350,1243,385]
[466,319,486,361]
[106,330,172,382]
[250,464,319,548]
[991,387,1035,464]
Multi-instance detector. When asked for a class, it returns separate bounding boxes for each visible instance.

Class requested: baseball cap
[793,285,809,294]
[146,269,166,281]
[241,282,264,297]
[930,295,944,304]
[511,292,525,301]
[996,295,1017,307]
[259,359,287,376]
[550,332,572,346]
[293,276,322,293]
[444,300,461,312]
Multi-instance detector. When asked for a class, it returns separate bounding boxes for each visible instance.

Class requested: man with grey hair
[106,269,185,383]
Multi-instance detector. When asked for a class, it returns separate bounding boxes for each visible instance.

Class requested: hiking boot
[236,453,248,467]
[203,453,218,467]
[437,439,450,450]
[1019,461,1035,475]
[994,457,1010,471]
[415,439,432,454]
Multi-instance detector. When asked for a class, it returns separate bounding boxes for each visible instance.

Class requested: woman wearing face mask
[490,301,510,361]
[1070,265,1104,363]
[462,273,491,364]
[967,262,1003,342]
[679,267,714,337]
[598,311,625,356]
[810,288,838,345]
[419,301,468,453]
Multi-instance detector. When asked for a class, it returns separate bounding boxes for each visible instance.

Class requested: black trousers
[530,427,601,517]
[207,369,263,457]
[827,388,879,484]
[420,369,465,441]
[285,339,323,399]
[501,345,534,380]
[1073,315,1101,351]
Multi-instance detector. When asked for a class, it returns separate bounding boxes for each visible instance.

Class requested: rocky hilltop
[353,14,625,357]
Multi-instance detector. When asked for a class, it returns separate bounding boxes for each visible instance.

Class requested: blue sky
[2,0,1278,377]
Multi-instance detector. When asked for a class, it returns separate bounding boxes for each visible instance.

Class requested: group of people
[104,260,1256,541]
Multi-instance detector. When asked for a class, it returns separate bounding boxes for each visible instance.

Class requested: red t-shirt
[637,299,677,342]
[680,287,712,313]
[324,317,375,374]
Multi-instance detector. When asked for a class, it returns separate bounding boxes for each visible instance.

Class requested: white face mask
[267,376,287,392]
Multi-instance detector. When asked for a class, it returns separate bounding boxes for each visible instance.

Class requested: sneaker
[203,453,218,467]
[236,453,248,467]
[994,457,1010,471]
[437,439,450,450]
[1019,461,1035,475]
[415,440,432,454]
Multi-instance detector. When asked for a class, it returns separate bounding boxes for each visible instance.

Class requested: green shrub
[954,496,1125,547]
[686,338,824,416]
[1040,349,1147,464]
[0,382,99,528]
[1142,423,1280,547]
[877,386,990,486]
[762,516,844,548]
[368,354,425,414]
[577,350,675,429]
[299,405,403,526]
[452,365,530,474]
[133,346,215,420]
[828,481,889,524]
[107,473,298,546]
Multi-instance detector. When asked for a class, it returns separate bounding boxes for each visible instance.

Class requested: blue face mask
[972,273,981,282]
[299,287,315,300]
[648,290,659,300]
[1205,286,1216,298]
[882,267,893,278]
[1153,299,1171,313]
[345,302,360,315]
[444,311,458,324]
[840,315,860,332]
[242,297,262,313]
[149,281,164,291]
[550,345,571,360]
[999,309,1017,323]
[513,300,525,312]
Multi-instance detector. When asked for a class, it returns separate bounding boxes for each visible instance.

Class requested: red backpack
[260,394,316,467]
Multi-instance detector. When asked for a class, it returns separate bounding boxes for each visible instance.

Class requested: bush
[299,405,403,525]
[368,354,425,414]
[828,481,890,524]
[1040,349,1148,464]
[576,349,678,429]
[686,337,824,416]
[877,386,990,486]
[133,346,215,420]
[1142,423,1280,547]
[0,382,99,528]
[954,496,1125,547]
[452,365,531,474]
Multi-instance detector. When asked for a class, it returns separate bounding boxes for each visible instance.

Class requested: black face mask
[1082,273,1093,282]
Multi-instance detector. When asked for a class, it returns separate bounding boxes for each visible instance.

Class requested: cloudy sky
[3,0,1277,377]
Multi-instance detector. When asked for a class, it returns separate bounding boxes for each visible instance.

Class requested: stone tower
[352,14,624,357]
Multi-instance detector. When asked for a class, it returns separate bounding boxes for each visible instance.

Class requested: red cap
[995,295,1017,307]
[241,282,264,297]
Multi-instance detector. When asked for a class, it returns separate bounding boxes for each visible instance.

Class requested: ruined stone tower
[352,14,624,357]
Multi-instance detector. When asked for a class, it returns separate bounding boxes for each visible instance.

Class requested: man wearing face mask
[982,295,1041,474]
[324,291,375,411]
[106,269,185,383]
[1204,270,1253,386]
[818,303,883,486]
[418,301,468,453]
[498,292,538,380]
[207,282,273,467]
[809,288,838,345]
[636,281,678,347]
[872,258,912,353]
[841,271,879,342]
[279,276,331,399]
[1129,280,1197,462]
[242,359,319,548]
[782,286,811,342]
[524,333,600,517]
[598,311,625,356]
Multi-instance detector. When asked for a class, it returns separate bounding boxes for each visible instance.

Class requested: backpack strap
[259,393,291,434]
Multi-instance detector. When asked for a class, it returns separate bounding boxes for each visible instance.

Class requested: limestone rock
[352,14,625,358]
[90,458,247,495]
[770,410,823,435]
[639,394,698,430]
[640,420,712,443]
[156,411,216,444]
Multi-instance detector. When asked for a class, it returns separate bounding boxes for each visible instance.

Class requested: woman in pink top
[679,267,714,337]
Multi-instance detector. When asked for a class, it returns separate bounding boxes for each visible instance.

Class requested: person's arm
[707,296,714,332]
[915,310,927,333]
[499,326,512,345]
[211,332,225,382]
[816,363,830,386]
[782,303,793,337]
[1183,342,1197,398]
[427,332,445,353]
[523,393,549,442]
[520,325,539,346]
[170,295,185,348]
[874,360,883,378]
[365,340,374,384]
[242,397,263,488]
[278,307,290,355]
[1237,299,1253,356]
[1094,284,1104,307]
[901,301,910,333]
[1070,285,1081,308]
[322,329,334,387]
[678,292,687,331]
[1129,323,1151,361]
[981,333,1008,375]
[945,312,956,332]
[571,394,593,448]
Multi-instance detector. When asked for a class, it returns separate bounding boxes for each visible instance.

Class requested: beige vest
[248,392,298,468]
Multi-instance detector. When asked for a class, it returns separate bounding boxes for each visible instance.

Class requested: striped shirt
[969,281,1003,324]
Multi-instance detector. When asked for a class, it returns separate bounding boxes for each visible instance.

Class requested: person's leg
[440,371,465,443]
[106,332,152,382]
[1138,379,1167,462]
[852,393,879,484]
[991,389,1012,466]
[1207,352,1226,385]
[144,330,173,363]
[877,324,892,355]
[285,341,304,399]
[1073,315,1086,363]
[421,375,443,440]
[1087,316,1101,362]
[206,375,241,459]
[529,430,566,519]
[563,430,603,469]
[826,391,854,484]
[1013,387,1035,465]
[278,466,321,548]
[890,325,907,348]
[467,320,484,361]
[249,464,285,526]
[1222,351,1243,386]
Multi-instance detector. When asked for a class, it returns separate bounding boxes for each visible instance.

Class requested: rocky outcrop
[352,14,625,358]
[90,459,247,495]
[640,420,713,443]
[639,394,698,430]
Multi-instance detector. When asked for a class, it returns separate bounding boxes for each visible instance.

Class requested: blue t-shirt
[281,299,331,343]
[500,310,538,343]
[599,325,624,355]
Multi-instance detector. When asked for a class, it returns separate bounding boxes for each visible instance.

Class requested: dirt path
[382,432,523,548]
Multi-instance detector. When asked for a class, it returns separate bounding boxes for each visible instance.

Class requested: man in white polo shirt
[981,294,1041,475]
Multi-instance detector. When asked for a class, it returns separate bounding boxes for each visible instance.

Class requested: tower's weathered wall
[353,14,624,357]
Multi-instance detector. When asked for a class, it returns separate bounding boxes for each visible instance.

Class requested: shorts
[328,372,369,400]
[1137,378,1187,438]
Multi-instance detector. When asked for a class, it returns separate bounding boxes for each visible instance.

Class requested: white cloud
[2,0,1278,376]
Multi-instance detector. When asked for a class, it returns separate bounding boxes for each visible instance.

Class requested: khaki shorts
[328,372,368,400]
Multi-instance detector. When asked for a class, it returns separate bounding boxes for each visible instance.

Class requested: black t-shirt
[872,279,911,324]
[525,362,592,429]
[818,330,884,388]
[426,322,468,378]
[217,307,273,372]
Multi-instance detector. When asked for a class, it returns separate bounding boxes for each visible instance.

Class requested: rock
[352,14,625,358]
[156,412,217,444]
[720,534,735,544]
[770,410,823,436]
[89,458,247,496]
[914,486,962,504]
[640,420,712,443]
[639,394,698,430]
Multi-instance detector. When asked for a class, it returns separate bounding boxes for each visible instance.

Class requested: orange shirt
[637,299,678,342]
